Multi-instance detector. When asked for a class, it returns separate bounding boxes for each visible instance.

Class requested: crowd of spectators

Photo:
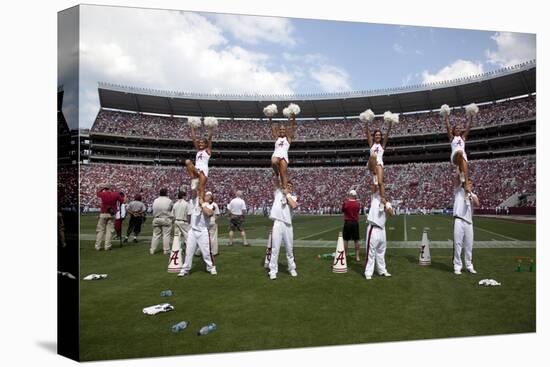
[91,110,188,139]
[58,165,78,209]
[90,97,536,141]
[80,155,535,213]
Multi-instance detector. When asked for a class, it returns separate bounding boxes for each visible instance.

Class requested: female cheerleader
[443,103,476,194]
[184,117,216,203]
[364,111,394,208]
[266,104,298,190]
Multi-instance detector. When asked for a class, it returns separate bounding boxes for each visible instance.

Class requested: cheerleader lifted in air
[184,116,218,203]
[360,109,397,210]
[441,103,478,194]
[264,103,300,190]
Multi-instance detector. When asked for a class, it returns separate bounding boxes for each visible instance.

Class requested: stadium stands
[79,156,535,213]
[90,96,535,141]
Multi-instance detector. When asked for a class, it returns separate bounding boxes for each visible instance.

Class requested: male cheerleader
[177,187,217,277]
[364,190,394,280]
[268,179,298,280]
[452,170,480,275]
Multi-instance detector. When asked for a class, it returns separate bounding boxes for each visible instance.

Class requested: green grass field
[78,214,536,361]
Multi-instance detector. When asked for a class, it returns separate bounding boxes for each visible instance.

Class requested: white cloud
[282,52,352,92]
[401,73,413,86]
[421,59,484,83]
[309,65,352,92]
[79,6,296,127]
[282,52,325,64]
[392,43,405,54]
[485,32,536,67]
[213,14,296,46]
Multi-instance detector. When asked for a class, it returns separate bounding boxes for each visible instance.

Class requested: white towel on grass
[142,303,175,315]
[83,274,108,280]
[478,279,501,287]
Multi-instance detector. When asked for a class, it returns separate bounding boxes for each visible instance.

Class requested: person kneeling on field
[178,188,217,277]
[364,190,394,280]
[268,179,298,280]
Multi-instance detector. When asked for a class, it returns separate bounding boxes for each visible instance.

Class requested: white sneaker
[373,175,378,185]
[385,202,392,210]
[380,272,392,277]
[210,269,217,276]
[289,270,298,277]
[269,273,277,280]
[191,178,199,190]
[365,275,372,280]
[459,172,465,183]
[379,203,385,212]
[149,249,155,255]
[177,271,188,277]
[454,269,462,275]
[466,267,477,274]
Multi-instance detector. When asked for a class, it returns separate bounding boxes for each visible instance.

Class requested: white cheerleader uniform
[450,136,468,164]
[195,149,210,177]
[370,143,384,167]
[272,137,290,163]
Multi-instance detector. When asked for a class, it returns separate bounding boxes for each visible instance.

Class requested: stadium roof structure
[98,60,535,119]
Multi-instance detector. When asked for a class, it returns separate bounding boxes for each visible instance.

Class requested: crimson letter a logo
[169,250,180,265]
[334,250,345,265]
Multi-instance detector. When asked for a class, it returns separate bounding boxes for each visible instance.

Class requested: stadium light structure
[98,59,535,102]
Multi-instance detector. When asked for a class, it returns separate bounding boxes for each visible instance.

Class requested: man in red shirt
[342,189,361,261]
[95,183,125,251]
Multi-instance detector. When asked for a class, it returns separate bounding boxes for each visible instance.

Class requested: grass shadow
[348,259,365,275]
[405,254,453,273]
[430,260,454,273]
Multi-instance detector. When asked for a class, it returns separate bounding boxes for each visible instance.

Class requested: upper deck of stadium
[97,60,535,118]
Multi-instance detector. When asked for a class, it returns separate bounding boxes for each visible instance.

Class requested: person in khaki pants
[150,188,174,255]
[95,183,124,251]
[172,190,190,251]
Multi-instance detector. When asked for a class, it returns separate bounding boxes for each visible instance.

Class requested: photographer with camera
[95,183,125,251]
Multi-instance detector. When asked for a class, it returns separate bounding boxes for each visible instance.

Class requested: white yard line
[474,225,521,241]
[403,215,408,241]
[78,234,534,248]
[296,224,342,240]
[441,215,521,241]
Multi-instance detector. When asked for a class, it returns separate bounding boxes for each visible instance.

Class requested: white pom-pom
[203,116,219,129]
[263,104,278,117]
[440,104,451,117]
[188,117,202,128]
[359,109,375,123]
[391,113,399,124]
[465,103,479,117]
[283,103,301,117]
[383,111,393,122]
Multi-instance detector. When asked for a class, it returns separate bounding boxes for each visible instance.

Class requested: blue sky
[65,5,536,128]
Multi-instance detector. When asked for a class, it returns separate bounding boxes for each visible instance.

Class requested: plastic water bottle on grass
[197,323,217,336]
[171,321,189,333]
[316,253,335,260]
[160,290,173,297]
[516,259,522,272]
